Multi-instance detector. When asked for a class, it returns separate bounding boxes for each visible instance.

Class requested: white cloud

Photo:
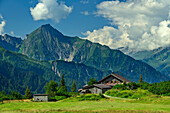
[84,26,133,49]
[0,14,5,35]
[30,0,73,22]
[84,0,170,51]
[81,11,89,15]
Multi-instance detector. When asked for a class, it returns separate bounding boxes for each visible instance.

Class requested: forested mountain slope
[119,47,170,77]
[0,46,110,94]
[19,24,169,83]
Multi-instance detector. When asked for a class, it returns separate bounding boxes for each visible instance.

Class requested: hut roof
[83,84,112,89]
[98,73,131,83]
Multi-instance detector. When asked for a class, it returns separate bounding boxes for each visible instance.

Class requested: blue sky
[0,0,169,51]
[0,0,113,38]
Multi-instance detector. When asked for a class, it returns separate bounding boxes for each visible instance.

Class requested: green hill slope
[123,47,170,77]
[0,34,22,52]
[0,46,110,94]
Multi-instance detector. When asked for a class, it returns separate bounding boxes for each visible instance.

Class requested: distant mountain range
[118,46,170,77]
[0,24,169,94]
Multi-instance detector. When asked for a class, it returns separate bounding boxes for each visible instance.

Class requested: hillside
[119,47,170,77]
[19,24,169,83]
[0,46,110,94]
[0,34,22,52]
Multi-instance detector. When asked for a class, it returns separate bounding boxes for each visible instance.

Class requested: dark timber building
[79,72,131,94]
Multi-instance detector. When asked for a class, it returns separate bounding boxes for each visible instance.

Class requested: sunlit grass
[0,97,170,113]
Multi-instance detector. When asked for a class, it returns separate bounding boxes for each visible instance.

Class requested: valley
[0,24,169,94]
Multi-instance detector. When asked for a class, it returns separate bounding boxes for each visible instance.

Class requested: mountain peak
[26,24,64,41]
[41,24,53,28]
[39,24,61,32]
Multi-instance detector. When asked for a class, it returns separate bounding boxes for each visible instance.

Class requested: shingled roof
[83,84,112,89]
[98,73,131,83]
[93,84,112,89]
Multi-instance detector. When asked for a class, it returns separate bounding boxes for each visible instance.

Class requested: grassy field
[0,97,170,113]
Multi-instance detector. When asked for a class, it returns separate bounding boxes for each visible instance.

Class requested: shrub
[105,88,152,99]
[55,96,66,101]
[30,98,34,102]
[77,94,104,101]
[113,84,125,90]
[105,89,119,97]
[162,93,170,96]
[50,97,56,101]
[0,98,3,102]
[127,82,140,90]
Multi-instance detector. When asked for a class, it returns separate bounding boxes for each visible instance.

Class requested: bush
[50,97,56,101]
[105,89,119,97]
[105,88,152,99]
[70,92,79,97]
[113,84,126,90]
[30,98,34,102]
[119,91,133,98]
[77,94,104,101]
[127,82,140,90]
[55,96,66,101]
[148,81,170,95]
[162,93,170,96]
[0,98,3,102]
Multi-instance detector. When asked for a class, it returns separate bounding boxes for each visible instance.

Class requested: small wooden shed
[33,94,51,102]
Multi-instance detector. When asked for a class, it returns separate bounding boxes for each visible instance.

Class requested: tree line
[0,86,32,102]
[111,75,170,96]
[0,74,76,101]
[44,74,76,97]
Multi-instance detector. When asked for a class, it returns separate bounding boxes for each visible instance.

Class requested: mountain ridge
[118,46,170,77]
[0,46,111,94]
[0,34,22,52]
[19,24,169,83]
[0,24,169,84]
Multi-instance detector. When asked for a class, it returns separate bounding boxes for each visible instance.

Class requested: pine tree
[24,86,32,99]
[71,81,76,92]
[58,74,67,93]
[139,74,143,83]
[61,74,65,87]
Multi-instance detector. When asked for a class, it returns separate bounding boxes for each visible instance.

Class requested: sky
[0,0,170,51]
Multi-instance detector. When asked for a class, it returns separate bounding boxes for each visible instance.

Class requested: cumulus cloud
[0,14,5,35]
[30,0,73,22]
[84,0,170,51]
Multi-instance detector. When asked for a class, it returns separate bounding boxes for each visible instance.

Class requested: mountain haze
[119,47,170,77]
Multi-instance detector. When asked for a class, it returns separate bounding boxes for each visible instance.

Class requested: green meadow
[0,96,170,113]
